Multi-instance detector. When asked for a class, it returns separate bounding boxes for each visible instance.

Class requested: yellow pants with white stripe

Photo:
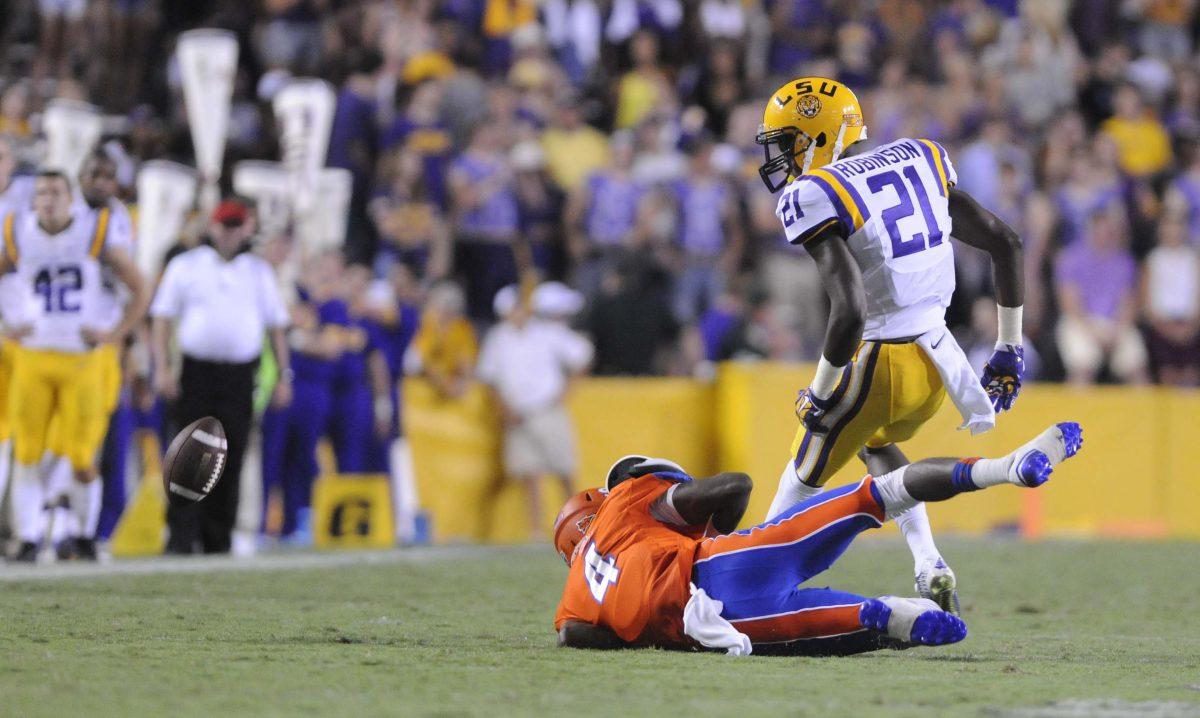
[789,341,947,488]
[8,344,110,471]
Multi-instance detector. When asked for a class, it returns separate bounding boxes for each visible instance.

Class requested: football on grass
[163,417,228,502]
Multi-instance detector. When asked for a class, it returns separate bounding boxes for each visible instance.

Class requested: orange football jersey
[554,475,707,646]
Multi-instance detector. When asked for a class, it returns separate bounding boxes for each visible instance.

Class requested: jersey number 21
[867,166,943,259]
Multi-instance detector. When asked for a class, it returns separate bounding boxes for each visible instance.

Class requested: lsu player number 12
[0,169,149,562]
[755,77,1027,613]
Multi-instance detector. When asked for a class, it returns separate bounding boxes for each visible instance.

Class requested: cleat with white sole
[915,558,960,615]
[1009,422,1084,487]
[859,596,967,646]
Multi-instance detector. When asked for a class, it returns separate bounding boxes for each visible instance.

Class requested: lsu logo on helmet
[755,77,868,192]
[797,94,822,119]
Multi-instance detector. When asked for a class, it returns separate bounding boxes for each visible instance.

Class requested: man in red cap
[211,198,250,229]
[150,196,292,554]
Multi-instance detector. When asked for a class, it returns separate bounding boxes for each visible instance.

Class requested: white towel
[915,326,995,435]
[682,584,753,656]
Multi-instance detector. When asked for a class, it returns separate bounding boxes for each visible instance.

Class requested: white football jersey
[0,176,34,327]
[3,207,114,352]
[73,197,135,332]
[775,137,958,340]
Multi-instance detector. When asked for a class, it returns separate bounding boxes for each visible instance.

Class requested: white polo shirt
[476,319,593,417]
[150,245,289,363]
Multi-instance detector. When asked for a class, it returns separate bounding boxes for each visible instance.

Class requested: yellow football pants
[0,338,14,442]
[789,340,947,488]
[45,343,121,459]
[8,345,109,471]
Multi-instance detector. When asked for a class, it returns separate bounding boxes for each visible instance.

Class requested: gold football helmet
[756,77,867,191]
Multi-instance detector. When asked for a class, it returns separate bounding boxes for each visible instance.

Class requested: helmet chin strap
[830,121,849,164]
[800,141,817,174]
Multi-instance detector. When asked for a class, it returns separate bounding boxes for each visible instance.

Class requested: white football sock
[68,478,101,539]
[767,458,824,520]
[0,438,11,512]
[389,438,419,543]
[894,503,941,571]
[969,425,1072,489]
[10,462,45,543]
[46,455,73,502]
[871,465,918,519]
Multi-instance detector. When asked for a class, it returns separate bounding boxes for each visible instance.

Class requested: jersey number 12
[33,265,83,313]
[867,167,943,259]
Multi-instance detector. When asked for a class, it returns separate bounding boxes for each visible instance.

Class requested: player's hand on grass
[981,343,1024,413]
[795,387,836,434]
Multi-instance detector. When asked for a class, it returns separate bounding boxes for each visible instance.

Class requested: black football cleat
[56,538,78,561]
[11,541,39,563]
[74,538,99,562]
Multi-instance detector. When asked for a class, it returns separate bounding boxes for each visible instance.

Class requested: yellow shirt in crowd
[483,0,537,37]
[541,126,609,192]
[616,72,661,129]
[412,315,478,386]
[1101,115,1173,177]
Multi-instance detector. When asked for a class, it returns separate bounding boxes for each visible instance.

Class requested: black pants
[454,238,517,321]
[166,355,258,555]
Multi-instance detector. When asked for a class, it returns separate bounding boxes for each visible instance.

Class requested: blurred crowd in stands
[2,0,1200,390]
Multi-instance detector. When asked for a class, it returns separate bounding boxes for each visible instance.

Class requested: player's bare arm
[89,244,150,346]
[668,472,753,534]
[151,315,178,399]
[946,187,1023,308]
[947,187,1027,412]
[798,223,866,431]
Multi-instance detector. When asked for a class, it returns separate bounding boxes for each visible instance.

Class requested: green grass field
[2,539,1199,717]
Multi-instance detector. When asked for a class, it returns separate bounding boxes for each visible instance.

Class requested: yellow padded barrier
[311,474,396,549]
[406,366,1200,542]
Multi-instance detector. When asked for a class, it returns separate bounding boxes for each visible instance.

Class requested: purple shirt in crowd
[585,172,645,246]
[672,177,728,258]
[450,152,519,241]
[328,89,378,188]
[1054,184,1123,246]
[1055,242,1137,320]
[1171,174,1200,244]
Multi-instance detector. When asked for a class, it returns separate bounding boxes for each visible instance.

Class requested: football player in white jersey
[755,77,1026,613]
[0,169,149,562]
[37,150,138,559]
[0,134,34,516]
